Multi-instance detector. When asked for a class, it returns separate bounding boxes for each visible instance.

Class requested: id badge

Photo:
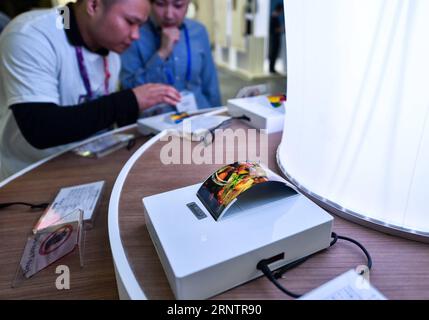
[176,90,198,113]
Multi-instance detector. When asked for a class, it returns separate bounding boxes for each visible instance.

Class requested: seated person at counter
[120,0,221,117]
[0,0,180,181]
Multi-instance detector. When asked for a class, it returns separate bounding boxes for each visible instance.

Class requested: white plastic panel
[279,0,429,235]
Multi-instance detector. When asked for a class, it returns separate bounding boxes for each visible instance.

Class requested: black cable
[256,232,372,299]
[330,232,339,246]
[204,115,251,145]
[126,138,136,151]
[272,256,309,280]
[257,259,302,299]
[0,202,49,210]
[336,233,372,270]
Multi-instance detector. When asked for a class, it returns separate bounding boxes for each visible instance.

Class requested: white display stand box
[142,163,333,300]
[227,96,285,134]
[137,107,227,136]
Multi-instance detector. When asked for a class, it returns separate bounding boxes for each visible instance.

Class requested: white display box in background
[227,96,285,134]
[143,182,333,300]
[137,107,227,136]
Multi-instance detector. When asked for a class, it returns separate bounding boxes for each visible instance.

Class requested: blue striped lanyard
[150,22,192,87]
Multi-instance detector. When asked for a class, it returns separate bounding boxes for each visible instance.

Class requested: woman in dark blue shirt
[120,0,222,116]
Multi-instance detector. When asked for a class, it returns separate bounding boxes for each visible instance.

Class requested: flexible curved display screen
[278,0,429,239]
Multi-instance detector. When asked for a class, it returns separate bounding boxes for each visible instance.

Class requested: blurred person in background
[269,3,284,74]
[120,0,221,117]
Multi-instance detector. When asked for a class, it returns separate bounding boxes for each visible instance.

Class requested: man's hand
[158,27,180,60]
[132,84,181,111]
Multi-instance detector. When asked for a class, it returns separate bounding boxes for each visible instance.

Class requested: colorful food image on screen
[197,162,270,220]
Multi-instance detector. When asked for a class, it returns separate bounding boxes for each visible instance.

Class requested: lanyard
[75,47,111,100]
[150,22,192,86]
[183,25,192,84]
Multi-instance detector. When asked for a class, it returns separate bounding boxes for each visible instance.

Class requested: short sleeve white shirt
[0,8,121,180]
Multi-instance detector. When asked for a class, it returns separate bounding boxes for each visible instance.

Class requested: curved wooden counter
[110,120,429,300]
[0,126,148,299]
[1,121,428,300]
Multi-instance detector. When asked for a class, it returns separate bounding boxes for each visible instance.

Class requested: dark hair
[76,0,119,8]
[0,0,43,18]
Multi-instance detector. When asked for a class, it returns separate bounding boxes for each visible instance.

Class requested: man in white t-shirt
[0,0,181,180]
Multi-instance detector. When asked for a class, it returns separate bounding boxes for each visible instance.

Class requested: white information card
[33,181,105,233]
[300,269,387,300]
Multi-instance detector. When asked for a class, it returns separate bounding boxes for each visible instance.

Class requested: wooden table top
[117,121,429,300]
[1,121,429,300]
[0,128,149,299]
